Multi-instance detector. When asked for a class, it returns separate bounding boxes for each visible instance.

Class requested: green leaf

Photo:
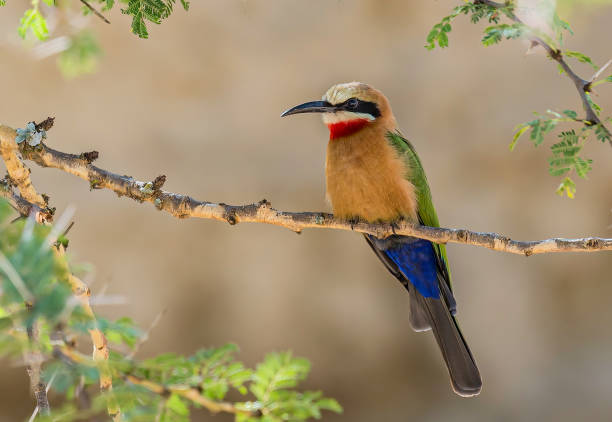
[595,124,611,143]
[509,124,529,151]
[41,0,54,6]
[166,394,189,416]
[584,94,601,117]
[121,0,184,38]
[482,23,523,46]
[251,352,310,402]
[103,0,115,11]
[552,13,573,44]
[562,109,578,120]
[556,177,576,198]
[564,50,598,70]
[548,130,592,181]
[316,397,343,413]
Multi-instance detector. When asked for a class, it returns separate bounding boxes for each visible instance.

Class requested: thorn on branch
[587,238,601,249]
[34,117,55,133]
[456,229,468,242]
[549,49,562,61]
[80,151,99,164]
[152,175,166,191]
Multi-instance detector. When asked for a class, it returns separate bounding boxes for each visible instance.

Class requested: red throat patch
[327,119,369,140]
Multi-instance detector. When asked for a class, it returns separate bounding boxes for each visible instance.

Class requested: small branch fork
[0,122,609,257]
[79,0,111,24]
[55,346,254,417]
[475,0,612,144]
[0,122,120,420]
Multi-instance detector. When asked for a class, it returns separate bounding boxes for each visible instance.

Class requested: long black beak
[280,100,337,117]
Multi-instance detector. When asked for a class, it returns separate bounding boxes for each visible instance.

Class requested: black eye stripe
[339,98,381,118]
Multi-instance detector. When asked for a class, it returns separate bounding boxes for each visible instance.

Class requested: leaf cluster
[0,198,341,421]
[428,1,612,196]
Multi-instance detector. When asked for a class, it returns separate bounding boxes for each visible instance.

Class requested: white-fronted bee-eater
[281,82,482,397]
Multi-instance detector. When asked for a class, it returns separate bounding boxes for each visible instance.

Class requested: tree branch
[79,0,111,24]
[0,126,121,419]
[25,305,50,417]
[474,0,612,144]
[0,126,604,256]
[55,246,122,422]
[0,125,48,206]
[0,177,53,223]
[55,346,256,418]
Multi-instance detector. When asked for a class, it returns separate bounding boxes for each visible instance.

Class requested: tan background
[1,0,612,420]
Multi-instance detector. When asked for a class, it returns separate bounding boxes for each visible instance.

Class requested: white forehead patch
[322,111,376,125]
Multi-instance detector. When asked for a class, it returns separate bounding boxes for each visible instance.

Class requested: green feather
[385,130,453,288]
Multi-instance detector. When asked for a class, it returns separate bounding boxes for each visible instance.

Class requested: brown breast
[325,125,418,223]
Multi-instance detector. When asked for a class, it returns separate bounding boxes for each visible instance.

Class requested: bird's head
[281,82,393,140]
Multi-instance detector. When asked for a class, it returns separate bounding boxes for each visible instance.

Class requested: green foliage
[564,50,598,69]
[552,12,573,44]
[510,111,606,196]
[556,177,577,198]
[548,130,592,178]
[425,1,514,50]
[430,1,611,196]
[482,23,524,46]
[58,31,102,78]
[0,205,71,326]
[0,198,340,420]
[242,352,343,422]
[18,7,48,41]
[121,0,190,39]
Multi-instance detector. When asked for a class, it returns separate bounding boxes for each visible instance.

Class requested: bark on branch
[0,124,607,256]
[0,124,121,420]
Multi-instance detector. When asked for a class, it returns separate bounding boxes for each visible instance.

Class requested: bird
[281,82,481,397]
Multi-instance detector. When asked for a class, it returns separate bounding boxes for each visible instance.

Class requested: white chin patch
[322,111,375,124]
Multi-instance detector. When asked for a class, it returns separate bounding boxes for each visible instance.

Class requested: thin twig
[79,0,111,24]
[55,245,122,422]
[474,0,612,143]
[124,375,254,416]
[4,134,608,256]
[25,305,50,416]
[591,59,612,82]
[126,308,166,360]
[29,371,57,422]
[55,345,256,417]
[0,126,121,419]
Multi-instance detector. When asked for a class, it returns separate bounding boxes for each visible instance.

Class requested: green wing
[385,130,453,289]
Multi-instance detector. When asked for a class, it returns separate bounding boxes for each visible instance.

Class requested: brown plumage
[324,83,418,222]
[282,81,482,397]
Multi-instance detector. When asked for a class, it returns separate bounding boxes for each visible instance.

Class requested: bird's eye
[346,98,359,109]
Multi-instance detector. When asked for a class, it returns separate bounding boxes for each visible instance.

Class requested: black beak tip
[280,100,334,118]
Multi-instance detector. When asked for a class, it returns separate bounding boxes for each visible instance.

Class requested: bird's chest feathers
[325,133,418,223]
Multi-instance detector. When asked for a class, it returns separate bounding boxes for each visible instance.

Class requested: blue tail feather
[368,236,440,299]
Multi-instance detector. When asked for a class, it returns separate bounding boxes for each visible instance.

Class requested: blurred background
[1,0,612,420]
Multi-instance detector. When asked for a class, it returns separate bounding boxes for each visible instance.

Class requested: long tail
[364,234,482,396]
[413,288,481,396]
